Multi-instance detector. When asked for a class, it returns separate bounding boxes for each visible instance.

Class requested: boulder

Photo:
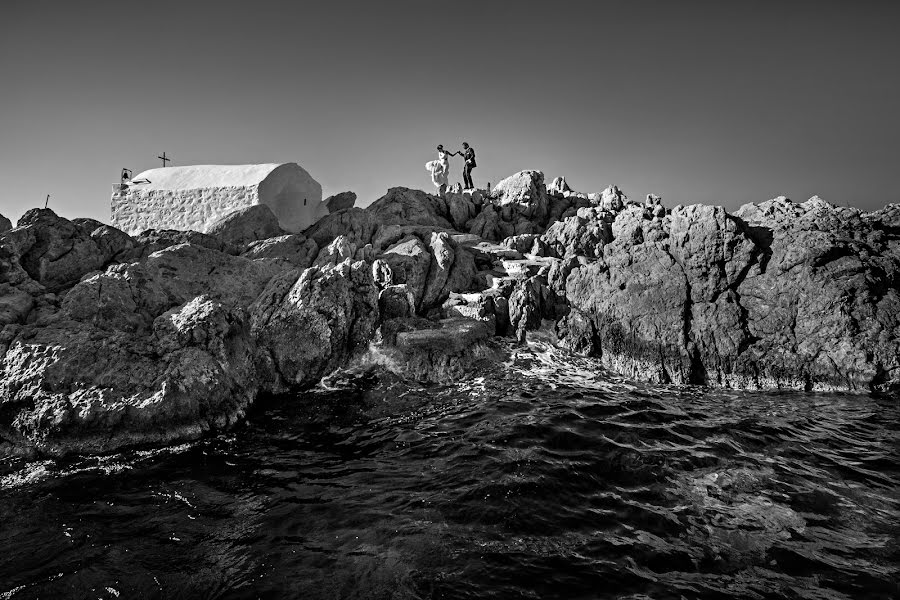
[379,284,416,319]
[3,209,118,291]
[380,317,497,382]
[466,203,502,241]
[595,185,627,212]
[205,204,284,252]
[122,228,224,262]
[378,236,432,311]
[313,235,358,268]
[446,192,476,230]
[367,187,452,229]
[249,260,379,392]
[443,292,497,333]
[493,170,550,225]
[1,295,258,457]
[61,243,282,333]
[371,223,445,252]
[304,207,379,249]
[324,191,357,213]
[241,234,319,269]
[508,277,545,342]
[503,234,544,255]
[541,211,613,259]
[0,285,34,327]
[548,176,572,194]
[422,233,477,312]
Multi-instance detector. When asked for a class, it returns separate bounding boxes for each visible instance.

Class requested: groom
[455,142,476,190]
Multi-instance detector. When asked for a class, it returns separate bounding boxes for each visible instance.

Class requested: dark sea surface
[1,342,898,599]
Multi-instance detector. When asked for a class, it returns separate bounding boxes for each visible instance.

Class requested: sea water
[1,342,898,599]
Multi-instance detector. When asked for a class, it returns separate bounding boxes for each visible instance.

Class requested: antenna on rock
[45,194,50,209]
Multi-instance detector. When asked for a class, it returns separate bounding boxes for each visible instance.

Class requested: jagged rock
[313,235,358,268]
[379,284,416,319]
[548,195,579,224]
[422,233,477,311]
[596,185,627,212]
[865,203,900,230]
[371,224,444,252]
[559,196,900,391]
[62,243,282,334]
[122,228,224,262]
[1,292,258,457]
[0,213,11,233]
[548,176,571,194]
[508,277,545,342]
[367,187,452,228]
[371,258,393,288]
[3,209,121,291]
[4,174,900,459]
[453,234,522,267]
[381,317,497,382]
[324,191,357,213]
[446,192,476,230]
[205,204,284,253]
[443,292,497,333]
[0,285,33,326]
[422,232,455,309]
[731,196,900,391]
[503,234,544,255]
[378,236,432,310]
[466,203,501,241]
[88,225,136,261]
[493,170,550,224]
[541,210,613,259]
[241,234,319,269]
[354,243,375,262]
[304,207,379,249]
[249,260,378,392]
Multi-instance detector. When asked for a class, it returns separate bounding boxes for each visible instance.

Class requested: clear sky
[1,0,898,225]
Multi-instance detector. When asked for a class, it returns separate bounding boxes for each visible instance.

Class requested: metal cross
[158,152,171,167]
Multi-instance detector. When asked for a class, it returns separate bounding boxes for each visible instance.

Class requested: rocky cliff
[2,175,897,457]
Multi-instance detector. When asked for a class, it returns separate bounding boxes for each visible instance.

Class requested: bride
[425,144,451,192]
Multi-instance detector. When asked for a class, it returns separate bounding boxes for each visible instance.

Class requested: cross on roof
[158,152,171,167]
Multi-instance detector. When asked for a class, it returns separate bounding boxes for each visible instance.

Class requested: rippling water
[2,342,898,599]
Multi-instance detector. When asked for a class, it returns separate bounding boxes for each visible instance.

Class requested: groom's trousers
[463,163,474,189]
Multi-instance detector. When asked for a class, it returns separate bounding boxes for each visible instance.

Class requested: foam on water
[1,350,898,599]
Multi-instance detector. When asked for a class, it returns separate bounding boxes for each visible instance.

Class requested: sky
[1,0,899,225]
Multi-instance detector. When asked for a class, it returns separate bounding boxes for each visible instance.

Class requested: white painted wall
[111,163,325,235]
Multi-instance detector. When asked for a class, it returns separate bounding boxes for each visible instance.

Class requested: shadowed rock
[205,204,284,253]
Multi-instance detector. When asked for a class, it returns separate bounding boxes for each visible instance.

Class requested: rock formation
[2,176,898,458]
[324,191,357,213]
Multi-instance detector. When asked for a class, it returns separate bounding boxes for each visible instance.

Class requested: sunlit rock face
[111,163,325,235]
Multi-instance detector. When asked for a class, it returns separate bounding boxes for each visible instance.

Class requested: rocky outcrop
[122,228,224,262]
[0,237,379,457]
[304,207,379,249]
[541,208,614,259]
[367,187,453,228]
[376,317,498,382]
[250,261,378,393]
[558,197,900,392]
[324,191,357,213]
[205,204,284,253]
[3,174,897,458]
[0,213,11,233]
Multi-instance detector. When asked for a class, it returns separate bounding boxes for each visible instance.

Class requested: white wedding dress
[425,151,451,189]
